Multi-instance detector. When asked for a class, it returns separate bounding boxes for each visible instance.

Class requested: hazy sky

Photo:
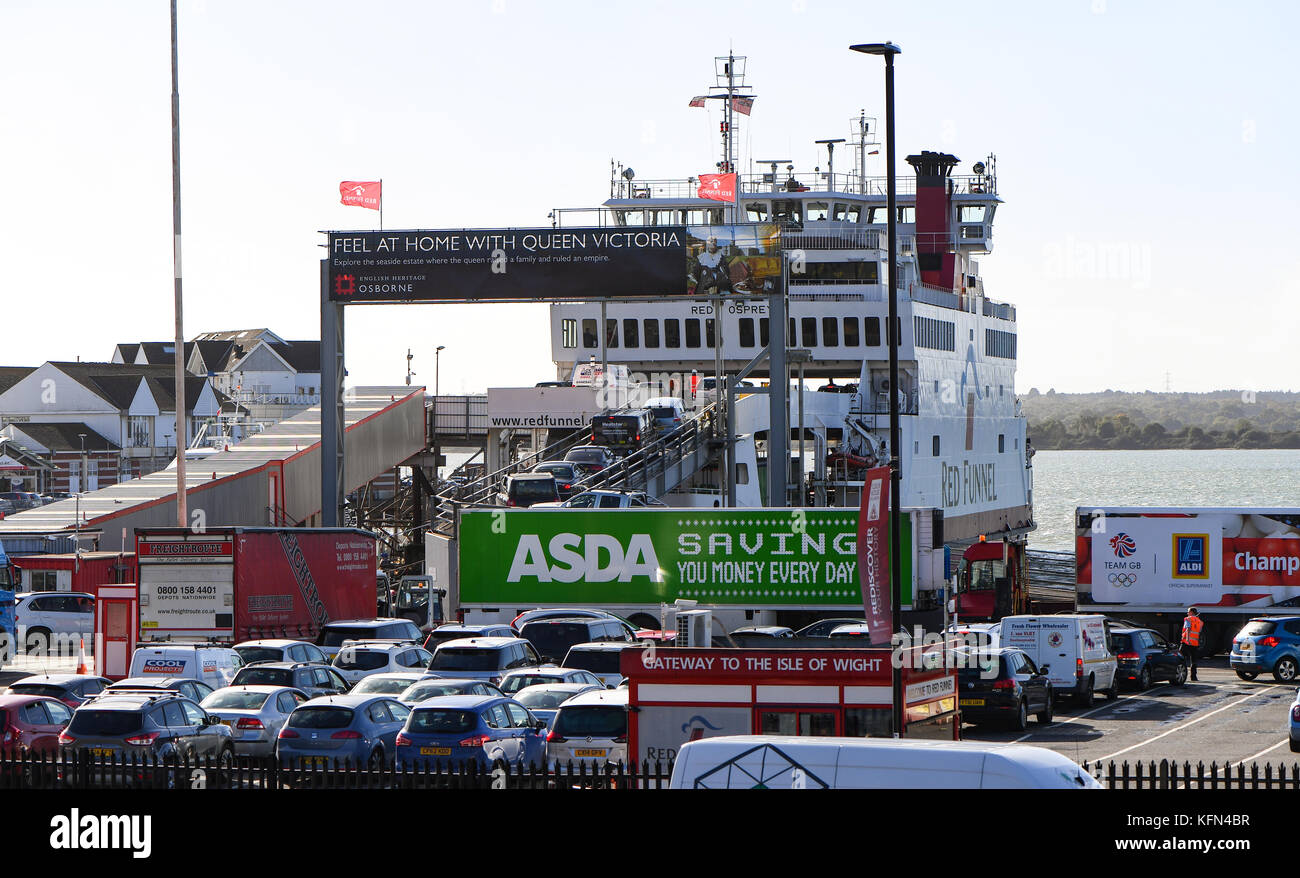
[3,0,1294,395]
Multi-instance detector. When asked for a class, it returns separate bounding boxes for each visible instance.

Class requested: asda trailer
[136,527,377,644]
[1076,507,1300,653]
[447,507,948,633]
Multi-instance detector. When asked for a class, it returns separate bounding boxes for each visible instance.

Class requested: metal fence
[1086,760,1300,790]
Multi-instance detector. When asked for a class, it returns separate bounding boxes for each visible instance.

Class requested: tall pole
[883,49,904,738]
[170,0,187,527]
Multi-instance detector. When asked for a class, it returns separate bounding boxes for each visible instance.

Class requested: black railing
[1084,760,1300,790]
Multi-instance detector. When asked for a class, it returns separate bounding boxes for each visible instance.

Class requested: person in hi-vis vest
[1180,607,1203,682]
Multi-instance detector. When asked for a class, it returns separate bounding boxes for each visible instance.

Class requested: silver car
[512,683,602,727]
[200,686,309,757]
[545,688,629,770]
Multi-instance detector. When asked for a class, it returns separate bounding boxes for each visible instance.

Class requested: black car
[794,618,869,638]
[1109,627,1187,690]
[496,473,560,508]
[59,691,234,764]
[517,617,633,664]
[956,647,1053,731]
[231,662,351,698]
[564,445,617,472]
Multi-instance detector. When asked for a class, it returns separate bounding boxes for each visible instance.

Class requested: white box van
[1000,615,1118,705]
[668,736,1102,789]
[128,644,243,690]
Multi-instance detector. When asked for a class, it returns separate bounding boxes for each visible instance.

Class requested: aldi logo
[1172,534,1209,579]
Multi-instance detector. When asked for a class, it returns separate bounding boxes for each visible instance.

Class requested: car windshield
[403,683,467,702]
[522,623,588,661]
[68,710,143,736]
[567,450,604,463]
[551,705,626,738]
[430,648,501,671]
[204,691,271,710]
[335,651,390,671]
[351,676,414,695]
[1239,621,1276,638]
[956,654,1006,681]
[235,668,294,687]
[287,707,353,729]
[500,674,561,694]
[234,647,284,665]
[649,406,676,420]
[409,709,478,735]
[514,480,557,500]
[564,650,621,674]
[515,689,582,710]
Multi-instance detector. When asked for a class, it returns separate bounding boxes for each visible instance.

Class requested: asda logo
[508,533,662,583]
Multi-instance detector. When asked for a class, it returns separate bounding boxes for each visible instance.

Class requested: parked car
[348,672,430,697]
[1290,689,1300,753]
[945,622,1002,649]
[427,637,546,685]
[530,461,589,501]
[0,694,74,754]
[200,686,310,757]
[233,639,330,667]
[545,688,629,770]
[6,674,110,708]
[59,691,234,765]
[128,644,243,690]
[510,608,642,638]
[315,618,423,662]
[518,617,634,664]
[828,624,875,641]
[498,666,604,695]
[731,625,795,640]
[331,641,433,685]
[496,473,560,508]
[533,489,666,509]
[1109,627,1188,689]
[955,647,1054,731]
[102,676,216,704]
[395,695,546,771]
[511,683,602,727]
[230,662,351,698]
[0,498,14,518]
[561,642,643,687]
[563,445,617,472]
[0,492,38,511]
[13,592,94,653]
[275,694,411,769]
[424,624,516,653]
[794,618,869,638]
[1230,617,1300,683]
[399,678,506,705]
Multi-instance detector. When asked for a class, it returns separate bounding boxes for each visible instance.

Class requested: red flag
[731,96,754,116]
[697,173,736,203]
[688,95,707,108]
[857,466,892,647]
[340,180,381,210]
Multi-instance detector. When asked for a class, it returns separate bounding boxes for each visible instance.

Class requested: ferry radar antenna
[850,109,880,194]
[815,138,846,188]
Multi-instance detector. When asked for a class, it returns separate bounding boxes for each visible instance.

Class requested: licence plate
[420,747,452,756]
[1240,642,1253,651]
[575,748,607,758]
[959,699,985,707]
[90,748,114,758]
[301,757,328,768]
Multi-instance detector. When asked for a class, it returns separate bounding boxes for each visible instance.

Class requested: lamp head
[850,42,901,56]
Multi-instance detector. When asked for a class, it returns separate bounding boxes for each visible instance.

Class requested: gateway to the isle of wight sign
[457,508,914,608]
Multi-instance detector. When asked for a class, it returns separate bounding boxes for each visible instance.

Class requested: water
[1030,449,1300,552]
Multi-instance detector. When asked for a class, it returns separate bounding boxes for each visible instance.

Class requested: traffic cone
[75,637,88,675]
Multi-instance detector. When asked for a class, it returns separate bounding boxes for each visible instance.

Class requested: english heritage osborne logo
[1109,533,1137,558]
[333,274,356,297]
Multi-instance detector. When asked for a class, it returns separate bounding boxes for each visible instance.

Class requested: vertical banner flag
[857,465,892,646]
[697,173,737,203]
[340,181,381,210]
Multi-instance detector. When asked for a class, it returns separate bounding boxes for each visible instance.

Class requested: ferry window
[708,208,725,224]
[897,206,915,223]
[792,262,878,283]
[620,210,643,226]
[623,318,639,348]
[934,380,940,393]
[844,204,862,223]
[822,317,838,346]
[932,436,940,456]
[807,201,830,221]
[605,319,618,349]
[664,319,681,348]
[999,385,1004,397]
[844,708,891,738]
[959,205,986,222]
[643,319,660,348]
[772,199,802,224]
[685,319,701,348]
[865,317,881,346]
[801,317,817,347]
[843,317,860,346]
[760,318,770,347]
[867,206,886,224]
[735,463,750,485]
[999,434,1005,453]
[581,319,598,348]
[745,202,769,222]
[739,318,756,348]
[562,319,577,349]
[832,202,849,221]
[705,318,716,348]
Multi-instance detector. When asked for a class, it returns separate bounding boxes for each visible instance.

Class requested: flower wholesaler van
[1000,615,1118,706]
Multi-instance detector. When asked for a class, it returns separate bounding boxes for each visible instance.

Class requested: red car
[0,694,75,754]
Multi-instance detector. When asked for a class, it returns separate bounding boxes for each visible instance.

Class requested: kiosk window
[844,708,891,738]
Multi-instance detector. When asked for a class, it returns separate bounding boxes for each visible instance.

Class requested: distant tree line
[1020,389,1300,450]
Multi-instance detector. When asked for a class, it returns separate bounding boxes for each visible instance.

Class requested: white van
[1000,615,1118,705]
[127,644,243,690]
[668,736,1102,789]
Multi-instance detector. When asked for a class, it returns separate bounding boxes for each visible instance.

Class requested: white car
[331,640,433,685]
[200,685,310,757]
[533,490,667,509]
[348,672,431,697]
[546,688,629,770]
[426,637,546,686]
[498,666,605,696]
[14,592,94,653]
[945,622,1002,649]
[233,639,331,667]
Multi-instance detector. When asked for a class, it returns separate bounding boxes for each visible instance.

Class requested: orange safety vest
[1181,614,1203,647]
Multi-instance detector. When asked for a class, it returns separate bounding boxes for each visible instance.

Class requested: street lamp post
[434,345,445,482]
[851,41,904,738]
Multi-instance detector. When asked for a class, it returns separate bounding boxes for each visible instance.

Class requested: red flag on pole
[340,181,381,210]
[731,96,754,116]
[857,465,892,647]
[688,95,707,108]
[697,173,736,203]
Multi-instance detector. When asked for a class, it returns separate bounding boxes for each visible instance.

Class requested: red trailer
[622,647,958,766]
[135,527,377,643]
[10,552,135,595]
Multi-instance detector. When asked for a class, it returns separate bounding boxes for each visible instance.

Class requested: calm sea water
[1030,449,1300,552]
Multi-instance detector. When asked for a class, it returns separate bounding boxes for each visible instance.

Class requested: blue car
[1230,617,1300,683]
[1290,689,1300,753]
[275,694,411,769]
[394,695,545,771]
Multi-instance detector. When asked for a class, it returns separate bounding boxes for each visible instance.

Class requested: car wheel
[1235,669,1259,681]
[1273,656,1299,684]
[1291,739,1300,754]
[1009,699,1028,732]
[367,748,384,772]
[1078,677,1095,708]
[25,627,50,656]
[1035,694,1054,725]
[1104,676,1118,701]
[1171,664,1187,686]
[1138,666,1152,691]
